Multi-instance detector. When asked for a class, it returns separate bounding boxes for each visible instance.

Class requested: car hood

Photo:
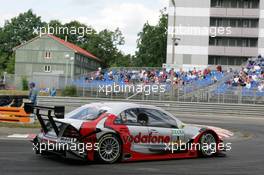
[181,124,203,139]
[183,123,233,139]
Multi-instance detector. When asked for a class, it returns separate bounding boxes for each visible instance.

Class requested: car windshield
[65,106,103,120]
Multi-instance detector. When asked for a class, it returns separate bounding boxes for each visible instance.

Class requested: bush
[61,86,77,97]
[22,77,28,91]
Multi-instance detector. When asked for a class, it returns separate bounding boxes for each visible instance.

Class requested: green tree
[82,28,125,67]
[111,53,134,67]
[0,9,130,73]
[0,9,44,73]
[47,20,126,67]
[135,9,168,67]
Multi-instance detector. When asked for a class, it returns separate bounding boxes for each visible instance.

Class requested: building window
[44,65,51,72]
[210,18,259,28]
[231,0,238,8]
[209,56,248,65]
[45,51,51,59]
[209,37,258,47]
[211,0,259,9]
[211,0,223,7]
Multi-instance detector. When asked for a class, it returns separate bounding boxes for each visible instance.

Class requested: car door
[115,108,150,153]
[138,108,182,153]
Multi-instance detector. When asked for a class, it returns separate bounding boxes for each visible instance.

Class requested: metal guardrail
[38,96,264,117]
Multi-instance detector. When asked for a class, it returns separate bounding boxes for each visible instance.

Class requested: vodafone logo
[123,132,171,144]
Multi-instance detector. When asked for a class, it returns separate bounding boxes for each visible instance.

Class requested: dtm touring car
[24,102,230,163]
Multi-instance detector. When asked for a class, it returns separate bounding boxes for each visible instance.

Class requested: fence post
[183,87,186,102]
[177,86,180,102]
[96,82,99,98]
[82,79,85,97]
[238,87,242,104]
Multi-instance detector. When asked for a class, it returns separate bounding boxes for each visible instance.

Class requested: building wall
[166,0,210,65]
[74,53,100,75]
[258,0,264,53]
[15,35,74,77]
[14,35,100,89]
[167,0,264,66]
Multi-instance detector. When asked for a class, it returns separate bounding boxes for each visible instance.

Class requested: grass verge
[0,90,28,95]
[0,122,41,128]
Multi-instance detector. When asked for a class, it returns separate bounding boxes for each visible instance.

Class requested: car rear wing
[24,103,65,136]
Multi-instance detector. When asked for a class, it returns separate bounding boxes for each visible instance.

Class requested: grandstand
[72,66,226,99]
[71,56,264,104]
[211,56,264,104]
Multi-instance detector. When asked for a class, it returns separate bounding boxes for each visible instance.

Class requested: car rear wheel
[199,132,217,157]
[97,134,121,164]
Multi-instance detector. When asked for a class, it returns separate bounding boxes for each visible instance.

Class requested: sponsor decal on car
[123,132,171,144]
[60,137,77,143]
[172,129,184,136]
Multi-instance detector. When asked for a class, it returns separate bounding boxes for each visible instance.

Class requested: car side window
[139,108,177,128]
[116,108,141,125]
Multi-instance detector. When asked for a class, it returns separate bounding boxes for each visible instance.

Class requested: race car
[25,102,228,163]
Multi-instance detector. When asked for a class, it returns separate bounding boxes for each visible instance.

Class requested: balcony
[211,27,259,38]
[209,46,258,57]
[210,8,259,18]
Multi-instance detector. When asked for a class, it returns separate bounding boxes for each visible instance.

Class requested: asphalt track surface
[0,114,264,175]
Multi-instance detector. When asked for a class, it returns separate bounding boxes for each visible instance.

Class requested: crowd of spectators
[84,66,223,87]
[226,55,264,92]
[73,55,264,98]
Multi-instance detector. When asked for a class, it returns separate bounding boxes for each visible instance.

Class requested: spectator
[95,67,103,80]
[50,87,57,97]
[29,82,38,106]
[245,80,251,89]
[216,65,222,73]
[232,76,240,86]
[258,81,264,92]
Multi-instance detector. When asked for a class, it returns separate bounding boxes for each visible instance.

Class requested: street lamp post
[70,56,74,81]
[65,54,70,86]
[171,0,181,66]
[65,54,75,86]
[171,0,176,64]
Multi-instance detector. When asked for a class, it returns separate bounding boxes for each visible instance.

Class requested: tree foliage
[135,9,168,67]
[45,20,127,67]
[0,9,130,73]
[82,28,125,67]
[0,9,44,73]
[0,8,168,73]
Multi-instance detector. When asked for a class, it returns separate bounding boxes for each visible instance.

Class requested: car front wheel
[199,132,217,157]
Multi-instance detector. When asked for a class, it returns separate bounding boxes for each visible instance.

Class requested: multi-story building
[14,34,101,89]
[166,0,263,66]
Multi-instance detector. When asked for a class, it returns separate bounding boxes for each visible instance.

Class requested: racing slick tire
[199,132,217,157]
[96,134,122,164]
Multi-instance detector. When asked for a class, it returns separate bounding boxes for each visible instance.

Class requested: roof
[47,34,101,62]
[13,34,101,62]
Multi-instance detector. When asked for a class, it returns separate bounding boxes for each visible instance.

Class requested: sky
[0,0,169,55]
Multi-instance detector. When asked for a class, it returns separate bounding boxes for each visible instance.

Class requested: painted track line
[0,134,37,140]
